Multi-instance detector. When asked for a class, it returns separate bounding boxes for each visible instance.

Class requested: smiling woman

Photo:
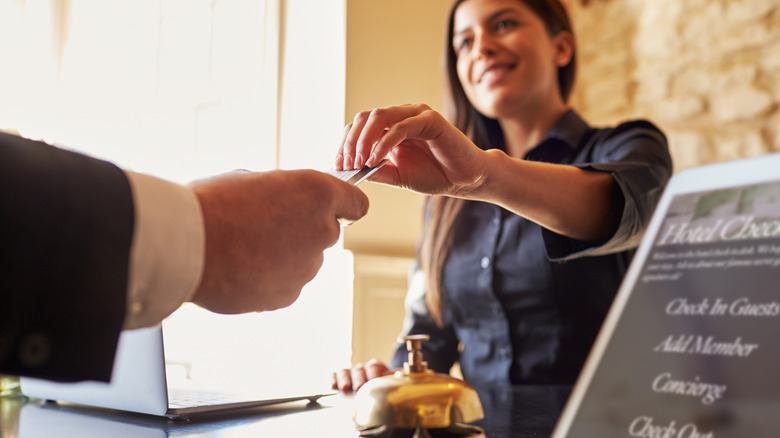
[333,0,673,392]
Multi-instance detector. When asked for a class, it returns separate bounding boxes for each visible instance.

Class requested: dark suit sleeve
[0,132,134,382]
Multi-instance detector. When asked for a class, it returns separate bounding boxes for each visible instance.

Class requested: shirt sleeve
[122,171,205,329]
[543,120,673,261]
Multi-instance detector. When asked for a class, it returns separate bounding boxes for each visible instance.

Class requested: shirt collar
[539,109,590,151]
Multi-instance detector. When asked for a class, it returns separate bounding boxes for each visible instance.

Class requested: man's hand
[189,169,368,314]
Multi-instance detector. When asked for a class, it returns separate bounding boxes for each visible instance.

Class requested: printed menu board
[566,181,780,437]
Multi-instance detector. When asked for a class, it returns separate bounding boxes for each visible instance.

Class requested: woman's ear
[552,30,574,67]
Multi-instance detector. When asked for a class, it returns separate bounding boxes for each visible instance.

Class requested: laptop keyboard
[168,389,249,409]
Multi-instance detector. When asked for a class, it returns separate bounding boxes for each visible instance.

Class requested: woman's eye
[456,38,472,52]
[495,20,517,31]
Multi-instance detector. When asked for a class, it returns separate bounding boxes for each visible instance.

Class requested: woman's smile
[476,61,517,86]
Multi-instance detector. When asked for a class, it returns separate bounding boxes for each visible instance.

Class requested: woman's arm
[338,104,625,243]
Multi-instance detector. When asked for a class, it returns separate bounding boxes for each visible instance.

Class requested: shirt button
[498,347,511,359]
[0,331,11,361]
[480,256,490,269]
[19,333,51,368]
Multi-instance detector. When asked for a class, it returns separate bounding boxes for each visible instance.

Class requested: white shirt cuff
[122,170,205,329]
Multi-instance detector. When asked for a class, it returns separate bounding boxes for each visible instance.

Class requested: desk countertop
[0,384,571,437]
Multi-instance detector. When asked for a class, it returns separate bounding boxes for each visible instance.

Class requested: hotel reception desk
[0,384,570,437]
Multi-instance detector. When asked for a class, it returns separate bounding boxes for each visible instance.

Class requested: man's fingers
[331,182,369,224]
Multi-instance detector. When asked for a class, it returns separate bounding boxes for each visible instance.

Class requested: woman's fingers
[365,358,392,379]
[343,111,372,170]
[332,359,393,393]
[350,363,369,391]
[334,123,353,171]
[333,368,354,392]
[339,104,432,170]
[358,104,433,168]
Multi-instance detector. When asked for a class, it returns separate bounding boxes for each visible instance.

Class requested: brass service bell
[353,335,484,437]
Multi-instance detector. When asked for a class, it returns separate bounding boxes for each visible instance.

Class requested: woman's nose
[473,31,497,58]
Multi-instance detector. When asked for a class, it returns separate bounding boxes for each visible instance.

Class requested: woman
[333,0,672,391]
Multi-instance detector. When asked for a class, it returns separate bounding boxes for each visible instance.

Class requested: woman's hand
[336,104,488,198]
[331,359,396,393]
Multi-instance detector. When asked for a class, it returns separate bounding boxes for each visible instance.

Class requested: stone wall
[567,0,780,171]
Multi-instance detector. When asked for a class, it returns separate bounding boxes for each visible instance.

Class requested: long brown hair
[421,0,577,326]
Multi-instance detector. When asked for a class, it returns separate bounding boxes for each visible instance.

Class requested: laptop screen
[554,154,780,437]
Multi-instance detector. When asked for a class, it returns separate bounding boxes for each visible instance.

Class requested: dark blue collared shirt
[390,110,672,386]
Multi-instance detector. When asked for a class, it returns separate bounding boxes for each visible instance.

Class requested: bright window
[1,0,353,393]
[1,0,282,182]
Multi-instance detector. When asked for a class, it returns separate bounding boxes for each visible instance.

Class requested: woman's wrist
[456,148,510,203]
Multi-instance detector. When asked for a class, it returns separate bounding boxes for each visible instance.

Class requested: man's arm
[0,131,370,383]
[0,132,134,382]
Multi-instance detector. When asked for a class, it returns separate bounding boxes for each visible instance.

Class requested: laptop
[18,245,358,419]
[18,383,330,437]
[20,322,332,418]
[553,152,780,436]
